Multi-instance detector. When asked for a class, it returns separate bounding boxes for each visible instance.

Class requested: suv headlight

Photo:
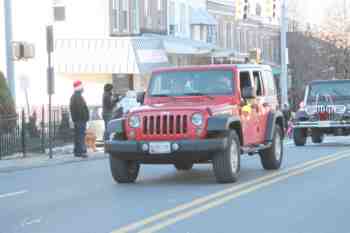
[192,113,204,127]
[129,115,141,128]
[346,105,350,112]
[335,105,346,114]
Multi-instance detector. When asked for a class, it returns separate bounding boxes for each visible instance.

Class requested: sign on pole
[46,25,54,53]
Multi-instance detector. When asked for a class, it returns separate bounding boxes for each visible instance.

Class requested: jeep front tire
[174,162,193,171]
[109,155,140,183]
[293,128,307,146]
[260,125,283,170]
[212,130,240,183]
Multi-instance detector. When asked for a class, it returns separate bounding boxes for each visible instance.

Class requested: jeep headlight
[192,113,204,127]
[129,115,141,128]
[305,106,317,115]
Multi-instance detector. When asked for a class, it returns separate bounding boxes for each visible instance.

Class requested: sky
[303,0,332,24]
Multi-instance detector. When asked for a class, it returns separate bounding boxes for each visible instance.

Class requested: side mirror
[242,87,256,99]
[137,92,146,105]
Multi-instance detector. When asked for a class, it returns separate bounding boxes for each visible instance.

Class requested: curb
[0,153,109,174]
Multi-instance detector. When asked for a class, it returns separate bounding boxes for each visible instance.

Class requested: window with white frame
[240,30,245,52]
[226,23,232,49]
[144,0,149,16]
[180,3,186,34]
[235,28,240,51]
[111,0,139,35]
[207,25,216,43]
[121,0,129,32]
[169,1,176,35]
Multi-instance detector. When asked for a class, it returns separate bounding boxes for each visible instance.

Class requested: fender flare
[207,115,241,132]
[265,111,285,143]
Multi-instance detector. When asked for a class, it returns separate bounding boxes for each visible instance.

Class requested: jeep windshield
[149,70,234,97]
[307,81,350,105]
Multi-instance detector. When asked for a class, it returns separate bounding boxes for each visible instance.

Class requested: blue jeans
[73,122,87,156]
[103,114,112,141]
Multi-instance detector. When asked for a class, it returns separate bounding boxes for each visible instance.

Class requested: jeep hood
[129,101,235,115]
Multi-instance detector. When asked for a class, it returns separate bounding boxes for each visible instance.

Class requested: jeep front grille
[142,114,188,136]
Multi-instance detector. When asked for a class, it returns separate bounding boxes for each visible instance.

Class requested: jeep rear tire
[293,128,307,146]
[109,155,140,183]
[259,125,283,170]
[311,129,324,143]
[174,162,193,171]
[212,130,240,183]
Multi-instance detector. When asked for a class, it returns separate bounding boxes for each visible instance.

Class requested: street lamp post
[3,0,15,102]
[280,0,289,110]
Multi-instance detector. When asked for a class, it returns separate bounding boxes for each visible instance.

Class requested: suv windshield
[149,70,234,97]
[307,81,350,104]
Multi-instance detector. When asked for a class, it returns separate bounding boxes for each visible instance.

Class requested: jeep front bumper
[293,120,350,128]
[104,138,228,163]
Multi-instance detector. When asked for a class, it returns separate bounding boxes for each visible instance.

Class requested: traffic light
[243,0,249,20]
[12,42,35,61]
[272,0,277,18]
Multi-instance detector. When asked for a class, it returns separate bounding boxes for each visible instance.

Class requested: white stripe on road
[0,190,28,199]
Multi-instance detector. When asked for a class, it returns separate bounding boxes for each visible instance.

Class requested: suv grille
[142,114,188,136]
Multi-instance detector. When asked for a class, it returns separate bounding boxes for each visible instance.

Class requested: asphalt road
[1,136,350,233]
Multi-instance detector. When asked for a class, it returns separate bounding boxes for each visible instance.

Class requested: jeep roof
[152,64,273,74]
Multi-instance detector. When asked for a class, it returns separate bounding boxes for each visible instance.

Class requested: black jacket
[70,92,89,122]
[102,91,117,115]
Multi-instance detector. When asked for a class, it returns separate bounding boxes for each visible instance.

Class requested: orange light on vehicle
[128,130,136,139]
[196,128,203,138]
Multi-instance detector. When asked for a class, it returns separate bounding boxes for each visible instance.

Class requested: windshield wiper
[151,94,171,97]
[150,94,177,100]
[183,92,215,100]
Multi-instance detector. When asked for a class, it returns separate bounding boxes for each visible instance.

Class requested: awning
[144,34,216,55]
[191,8,217,25]
[54,37,170,74]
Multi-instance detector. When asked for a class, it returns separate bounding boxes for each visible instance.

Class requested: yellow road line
[138,152,350,233]
[112,150,350,233]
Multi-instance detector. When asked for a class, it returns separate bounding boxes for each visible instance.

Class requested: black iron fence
[0,106,73,159]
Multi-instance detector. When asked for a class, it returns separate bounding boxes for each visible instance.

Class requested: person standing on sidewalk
[70,80,89,158]
[102,83,118,140]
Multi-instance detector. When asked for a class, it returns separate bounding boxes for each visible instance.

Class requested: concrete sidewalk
[0,145,108,173]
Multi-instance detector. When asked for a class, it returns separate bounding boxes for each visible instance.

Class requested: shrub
[0,71,17,131]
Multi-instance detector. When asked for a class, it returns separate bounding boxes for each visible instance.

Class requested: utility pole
[344,0,347,33]
[3,0,15,102]
[280,0,289,110]
[46,26,54,159]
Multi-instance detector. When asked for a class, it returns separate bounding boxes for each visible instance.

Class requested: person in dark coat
[102,83,118,140]
[70,80,89,158]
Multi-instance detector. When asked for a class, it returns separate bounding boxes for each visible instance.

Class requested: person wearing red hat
[69,80,89,158]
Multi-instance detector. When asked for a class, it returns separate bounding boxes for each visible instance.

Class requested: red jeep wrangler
[105,65,284,184]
